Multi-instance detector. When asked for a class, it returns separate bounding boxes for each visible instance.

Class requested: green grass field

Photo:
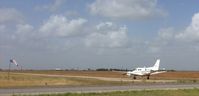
[15,89,199,96]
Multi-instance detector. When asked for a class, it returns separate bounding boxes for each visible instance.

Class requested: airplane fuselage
[127,67,153,76]
[126,59,163,79]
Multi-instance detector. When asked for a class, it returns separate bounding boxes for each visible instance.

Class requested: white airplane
[126,59,165,79]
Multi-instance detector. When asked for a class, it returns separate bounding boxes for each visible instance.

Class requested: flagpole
[8,62,11,80]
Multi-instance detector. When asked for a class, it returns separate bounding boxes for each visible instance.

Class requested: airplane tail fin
[152,59,160,71]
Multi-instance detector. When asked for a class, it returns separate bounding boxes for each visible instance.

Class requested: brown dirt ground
[151,71,199,79]
[18,70,124,78]
[16,70,199,80]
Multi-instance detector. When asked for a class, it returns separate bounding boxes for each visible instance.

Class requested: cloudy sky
[0,0,199,70]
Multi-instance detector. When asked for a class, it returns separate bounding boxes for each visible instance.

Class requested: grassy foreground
[15,89,199,96]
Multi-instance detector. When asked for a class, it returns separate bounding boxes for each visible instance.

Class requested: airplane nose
[126,72,131,76]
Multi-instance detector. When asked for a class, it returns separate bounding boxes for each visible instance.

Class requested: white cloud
[16,24,34,34]
[89,0,166,20]
[176,13,199,42]
[50,0,65,12]
[146,28,174,53]
[158,28,174,40]
[96,22,113,30]
[147,12,199,53]
[85,22,129,48]
[0,8,24,23]
[15,24,34,41]
[36,0,65,12]
[39,15,87,37]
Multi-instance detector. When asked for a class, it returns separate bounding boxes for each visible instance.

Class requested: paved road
[0,83,199,96]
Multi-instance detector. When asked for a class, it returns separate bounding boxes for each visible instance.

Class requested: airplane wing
[151,71,167,75]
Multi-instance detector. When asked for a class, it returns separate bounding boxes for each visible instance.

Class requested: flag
[10,59,18,66]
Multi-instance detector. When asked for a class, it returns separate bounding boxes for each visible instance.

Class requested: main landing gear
[132,75,150,80]
[133,76,136,79]
[147,75,150,80]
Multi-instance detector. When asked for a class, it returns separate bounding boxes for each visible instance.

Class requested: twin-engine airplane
[125,59,166,79]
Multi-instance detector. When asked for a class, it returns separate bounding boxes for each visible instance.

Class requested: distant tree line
[96,68,129,71]
[0,68,176,72]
